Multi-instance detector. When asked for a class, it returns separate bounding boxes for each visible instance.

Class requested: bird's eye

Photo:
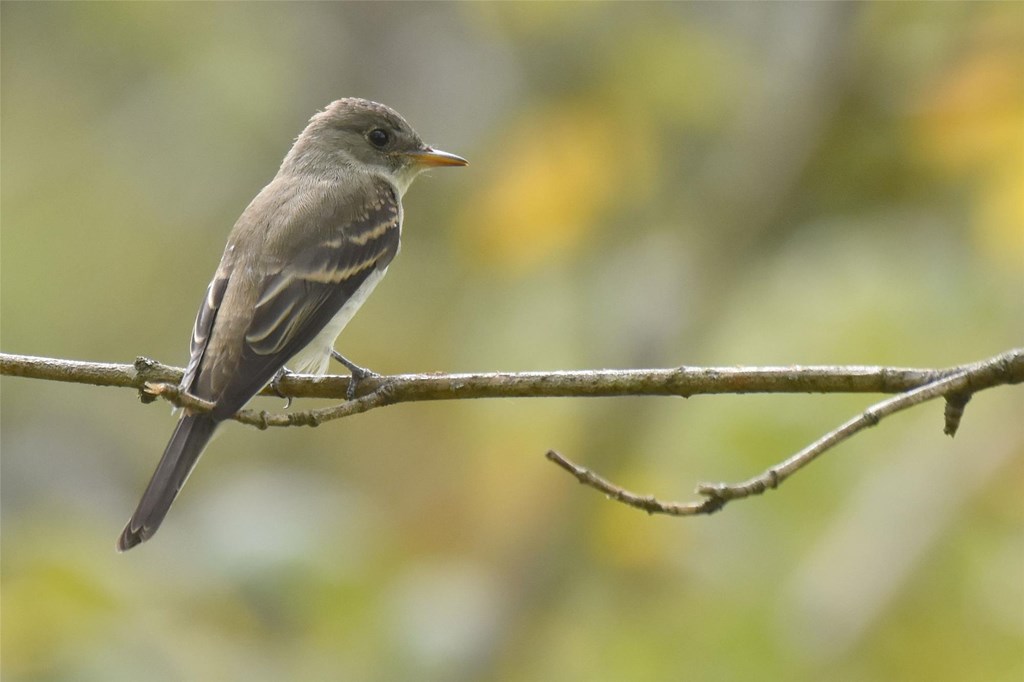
[367,128,390,148]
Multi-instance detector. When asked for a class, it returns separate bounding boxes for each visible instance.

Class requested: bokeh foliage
[2,3,1022,681]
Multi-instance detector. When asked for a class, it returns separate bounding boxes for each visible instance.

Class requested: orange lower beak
[406,147,468,168]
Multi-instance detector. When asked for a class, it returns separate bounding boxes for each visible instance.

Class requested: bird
[117,98,467,551]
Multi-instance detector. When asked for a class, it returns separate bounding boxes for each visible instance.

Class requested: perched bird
[118,98,467,551]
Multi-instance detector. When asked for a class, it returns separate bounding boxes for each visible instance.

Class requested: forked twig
[2,348,1021,515]
[547,350,1022,516]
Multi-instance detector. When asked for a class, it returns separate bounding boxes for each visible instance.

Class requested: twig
[545,450,726,516]
[546,349,1022,515]
[142,381,397,429]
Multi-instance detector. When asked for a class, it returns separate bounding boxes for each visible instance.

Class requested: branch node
[142,381,168,398]
[374,379,399,404]
[134,355,158,373]
[695,482,720,497]
[943,391,971,437]
[698,493,727,515]
[862,408,881,427]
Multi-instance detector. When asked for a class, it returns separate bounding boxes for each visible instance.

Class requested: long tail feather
[117,414,218,551]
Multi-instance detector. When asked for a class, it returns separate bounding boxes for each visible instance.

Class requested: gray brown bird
[118,98,466,551]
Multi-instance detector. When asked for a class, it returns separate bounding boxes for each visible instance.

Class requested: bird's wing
[187,178,401,420]
[180,268,231,395]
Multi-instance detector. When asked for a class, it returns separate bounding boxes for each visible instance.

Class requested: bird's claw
[270,367,294,409]
[331,350,380,400]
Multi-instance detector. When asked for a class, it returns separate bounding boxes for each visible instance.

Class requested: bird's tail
[117,413,219,552]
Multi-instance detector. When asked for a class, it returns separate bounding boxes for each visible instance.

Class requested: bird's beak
[406,147,468,168]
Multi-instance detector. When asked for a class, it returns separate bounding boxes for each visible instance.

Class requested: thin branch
[545,450,727,516]
[142,381,397,429]
[2,350,1020,429]
[545,349,1022,515]
[3,348,1021,518]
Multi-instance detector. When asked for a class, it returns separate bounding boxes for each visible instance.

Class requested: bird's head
[291,98,467,193]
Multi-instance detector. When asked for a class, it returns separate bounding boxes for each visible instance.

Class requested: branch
[2,349,1020,517]
[545,349,1022,516]
[4,351,1020,425]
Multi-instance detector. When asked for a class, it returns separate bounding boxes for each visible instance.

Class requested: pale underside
[285,265,387,375]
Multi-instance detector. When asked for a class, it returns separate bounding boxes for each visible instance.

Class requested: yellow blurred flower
[914,24,1024,270]
[457,102,653,274]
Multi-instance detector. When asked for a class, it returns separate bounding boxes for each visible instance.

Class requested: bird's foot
[270,367,294,409]
[331,350,380,400]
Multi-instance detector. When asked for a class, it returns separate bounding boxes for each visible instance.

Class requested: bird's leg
[331,350,380,400]
[269,367,294,409]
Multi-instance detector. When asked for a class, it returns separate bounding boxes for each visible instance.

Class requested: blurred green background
[2,3,1022,681]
